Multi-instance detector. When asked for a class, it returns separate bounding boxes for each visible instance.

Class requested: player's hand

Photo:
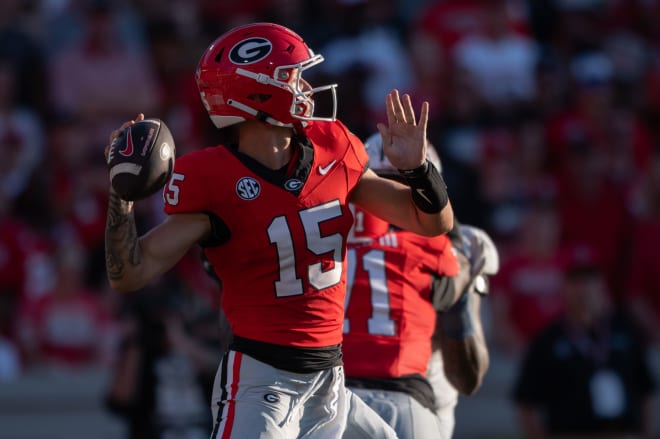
[376,90,429,171]
[104,113,145,163]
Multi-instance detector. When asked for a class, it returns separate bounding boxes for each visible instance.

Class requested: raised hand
[376,90,429,171]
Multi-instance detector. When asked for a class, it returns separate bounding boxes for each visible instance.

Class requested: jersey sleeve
[162,149,213,215]
[306,120,369,194]
[397,232,459,278]
[334,119,369,175]
[425,234,459,277]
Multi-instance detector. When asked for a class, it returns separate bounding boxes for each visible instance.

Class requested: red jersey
[163,120,367,348]
[417,0,529,55]
[556,177,631,295]
[342,231,458,379]
[491,252,565,342]
[18,289,112,366]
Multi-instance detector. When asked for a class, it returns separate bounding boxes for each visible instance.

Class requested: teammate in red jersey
[342,133,496,439]
[104,23,453,438]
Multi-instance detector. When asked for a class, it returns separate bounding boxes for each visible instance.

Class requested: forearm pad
[398,160,449,214]
[431,275,458,312]
[440,289,475,340]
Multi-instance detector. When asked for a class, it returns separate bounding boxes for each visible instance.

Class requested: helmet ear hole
[214,47,225,63]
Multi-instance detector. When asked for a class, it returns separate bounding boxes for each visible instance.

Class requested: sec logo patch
[236,177,261,200]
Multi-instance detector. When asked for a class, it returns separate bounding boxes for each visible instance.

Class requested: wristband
[398,160,449,214]
[440,289,475,339]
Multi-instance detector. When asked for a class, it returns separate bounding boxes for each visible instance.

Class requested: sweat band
[398,160,449,214]
[440,288,475,340]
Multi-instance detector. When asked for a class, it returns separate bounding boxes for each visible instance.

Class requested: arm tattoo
[105,191,141,281]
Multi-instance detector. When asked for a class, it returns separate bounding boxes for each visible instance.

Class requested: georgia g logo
[229,38,272,65]
[284,179,302,192]
[264,393,280,404]
[236,177,261,200]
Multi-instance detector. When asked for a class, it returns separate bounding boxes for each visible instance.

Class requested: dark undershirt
[230,336,343,374]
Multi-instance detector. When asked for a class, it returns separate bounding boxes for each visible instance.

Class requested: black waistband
[346,374,438,411]
[230,336,343,373]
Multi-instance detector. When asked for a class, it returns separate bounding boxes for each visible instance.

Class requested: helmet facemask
[231,52,337,128]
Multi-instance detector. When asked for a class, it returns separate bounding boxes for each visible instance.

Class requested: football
[107,118,175,201]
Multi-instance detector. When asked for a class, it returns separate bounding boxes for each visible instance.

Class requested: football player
[342,133,496,439]
[429,224,497,438]
[104,23,453,438]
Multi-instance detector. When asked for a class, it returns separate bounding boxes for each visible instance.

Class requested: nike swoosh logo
[318,160,337,175]
[416,188,432,204]
[119,127,134,157]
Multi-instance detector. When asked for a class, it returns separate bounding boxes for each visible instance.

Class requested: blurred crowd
[0,0,659,435]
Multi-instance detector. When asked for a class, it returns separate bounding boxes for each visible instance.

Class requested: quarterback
[104,22,453,438]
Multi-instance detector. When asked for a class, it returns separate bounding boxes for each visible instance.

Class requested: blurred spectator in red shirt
[490,200,566,355]
[0,193,55,353]
[546,52,652,176]
[545,52,644,295]
[554,135,632,299]
[452,1,538,114]
[414,0,529,63]
[17,236,55,305]
[48,0,159,150]
[409,0,530,126]
[47,112,109,286]
[17,241,114,369]
[626,149,660,350]
[144,17,212,153]
[477,117,558,242]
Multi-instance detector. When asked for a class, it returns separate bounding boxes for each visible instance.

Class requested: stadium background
[0,0,658,437]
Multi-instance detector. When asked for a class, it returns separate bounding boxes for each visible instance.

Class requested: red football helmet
[196,22,337,130]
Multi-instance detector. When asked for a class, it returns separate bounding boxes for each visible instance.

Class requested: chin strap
[226,99,291,127]
[236,68,280,87]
